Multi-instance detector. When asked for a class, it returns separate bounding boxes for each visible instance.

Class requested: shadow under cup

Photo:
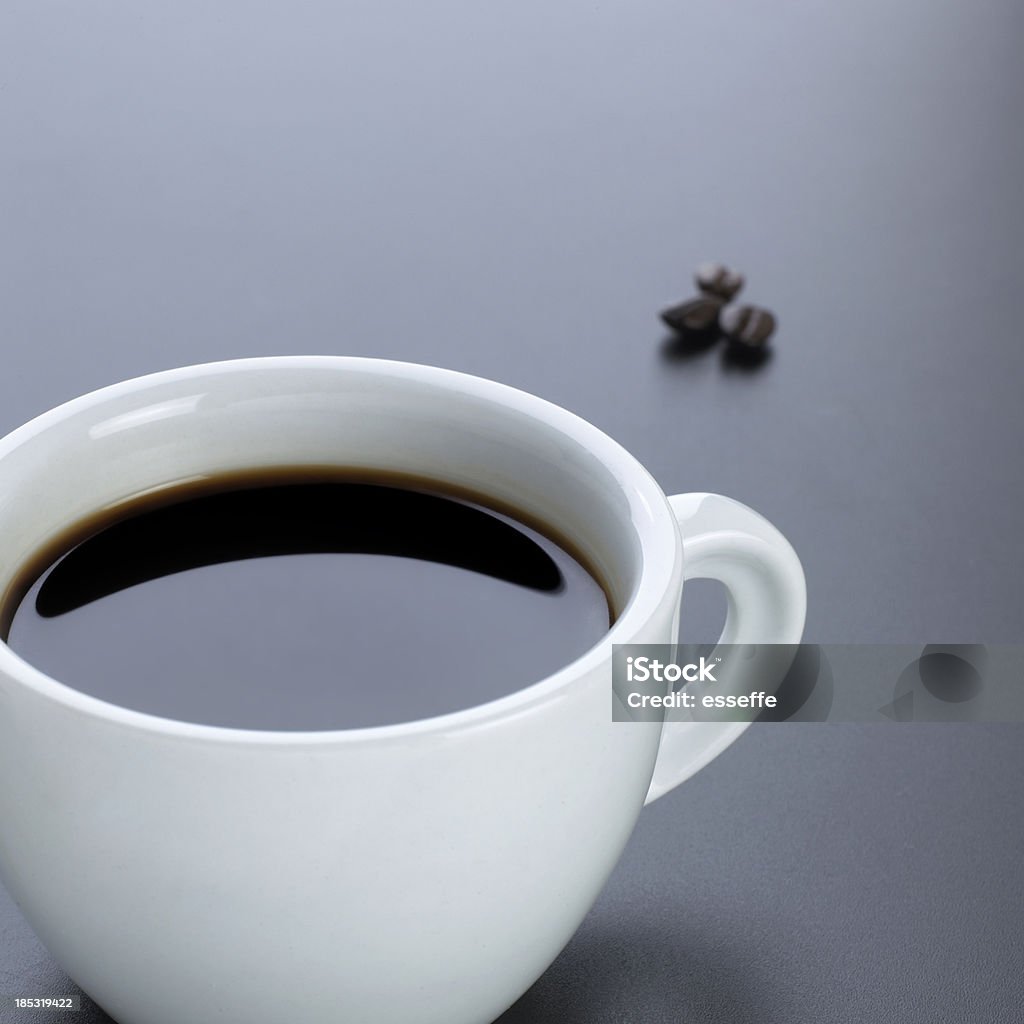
[0,358,682,1024]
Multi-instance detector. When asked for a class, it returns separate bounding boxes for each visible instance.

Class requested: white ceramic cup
[0,357,805,1024]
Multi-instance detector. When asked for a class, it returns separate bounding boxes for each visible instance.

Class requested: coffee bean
[720,304,776,348]
[660,295,724,334]
[695,262,745,302]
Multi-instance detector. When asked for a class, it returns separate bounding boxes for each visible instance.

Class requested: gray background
[1,0,1022,1020]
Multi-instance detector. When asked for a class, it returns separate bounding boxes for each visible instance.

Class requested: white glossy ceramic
[0,357,805,1024]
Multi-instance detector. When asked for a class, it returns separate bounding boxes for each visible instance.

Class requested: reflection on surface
[721,344,773,372]
[659,330,773,373]
[659,330,722,363]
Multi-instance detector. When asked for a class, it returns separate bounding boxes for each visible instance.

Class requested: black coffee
[1,469,612,730]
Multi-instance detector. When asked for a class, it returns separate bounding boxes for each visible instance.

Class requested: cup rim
[0,356,681,744]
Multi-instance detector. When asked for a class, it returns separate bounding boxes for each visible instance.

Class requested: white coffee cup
[0,357,805,1024]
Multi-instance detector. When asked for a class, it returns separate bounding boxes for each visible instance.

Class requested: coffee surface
[1,470,612,729]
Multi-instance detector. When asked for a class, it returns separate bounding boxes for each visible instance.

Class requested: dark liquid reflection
[4,479,612,731]
[36,482,564,617]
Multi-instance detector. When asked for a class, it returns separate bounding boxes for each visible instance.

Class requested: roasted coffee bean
[659,295,724,334]
[720,304,776,348]
[695,262,745,302]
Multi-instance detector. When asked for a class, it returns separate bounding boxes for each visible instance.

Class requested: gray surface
[1,0,1022,1020]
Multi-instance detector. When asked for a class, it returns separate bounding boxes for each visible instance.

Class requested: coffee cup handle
[644,493,807,804]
